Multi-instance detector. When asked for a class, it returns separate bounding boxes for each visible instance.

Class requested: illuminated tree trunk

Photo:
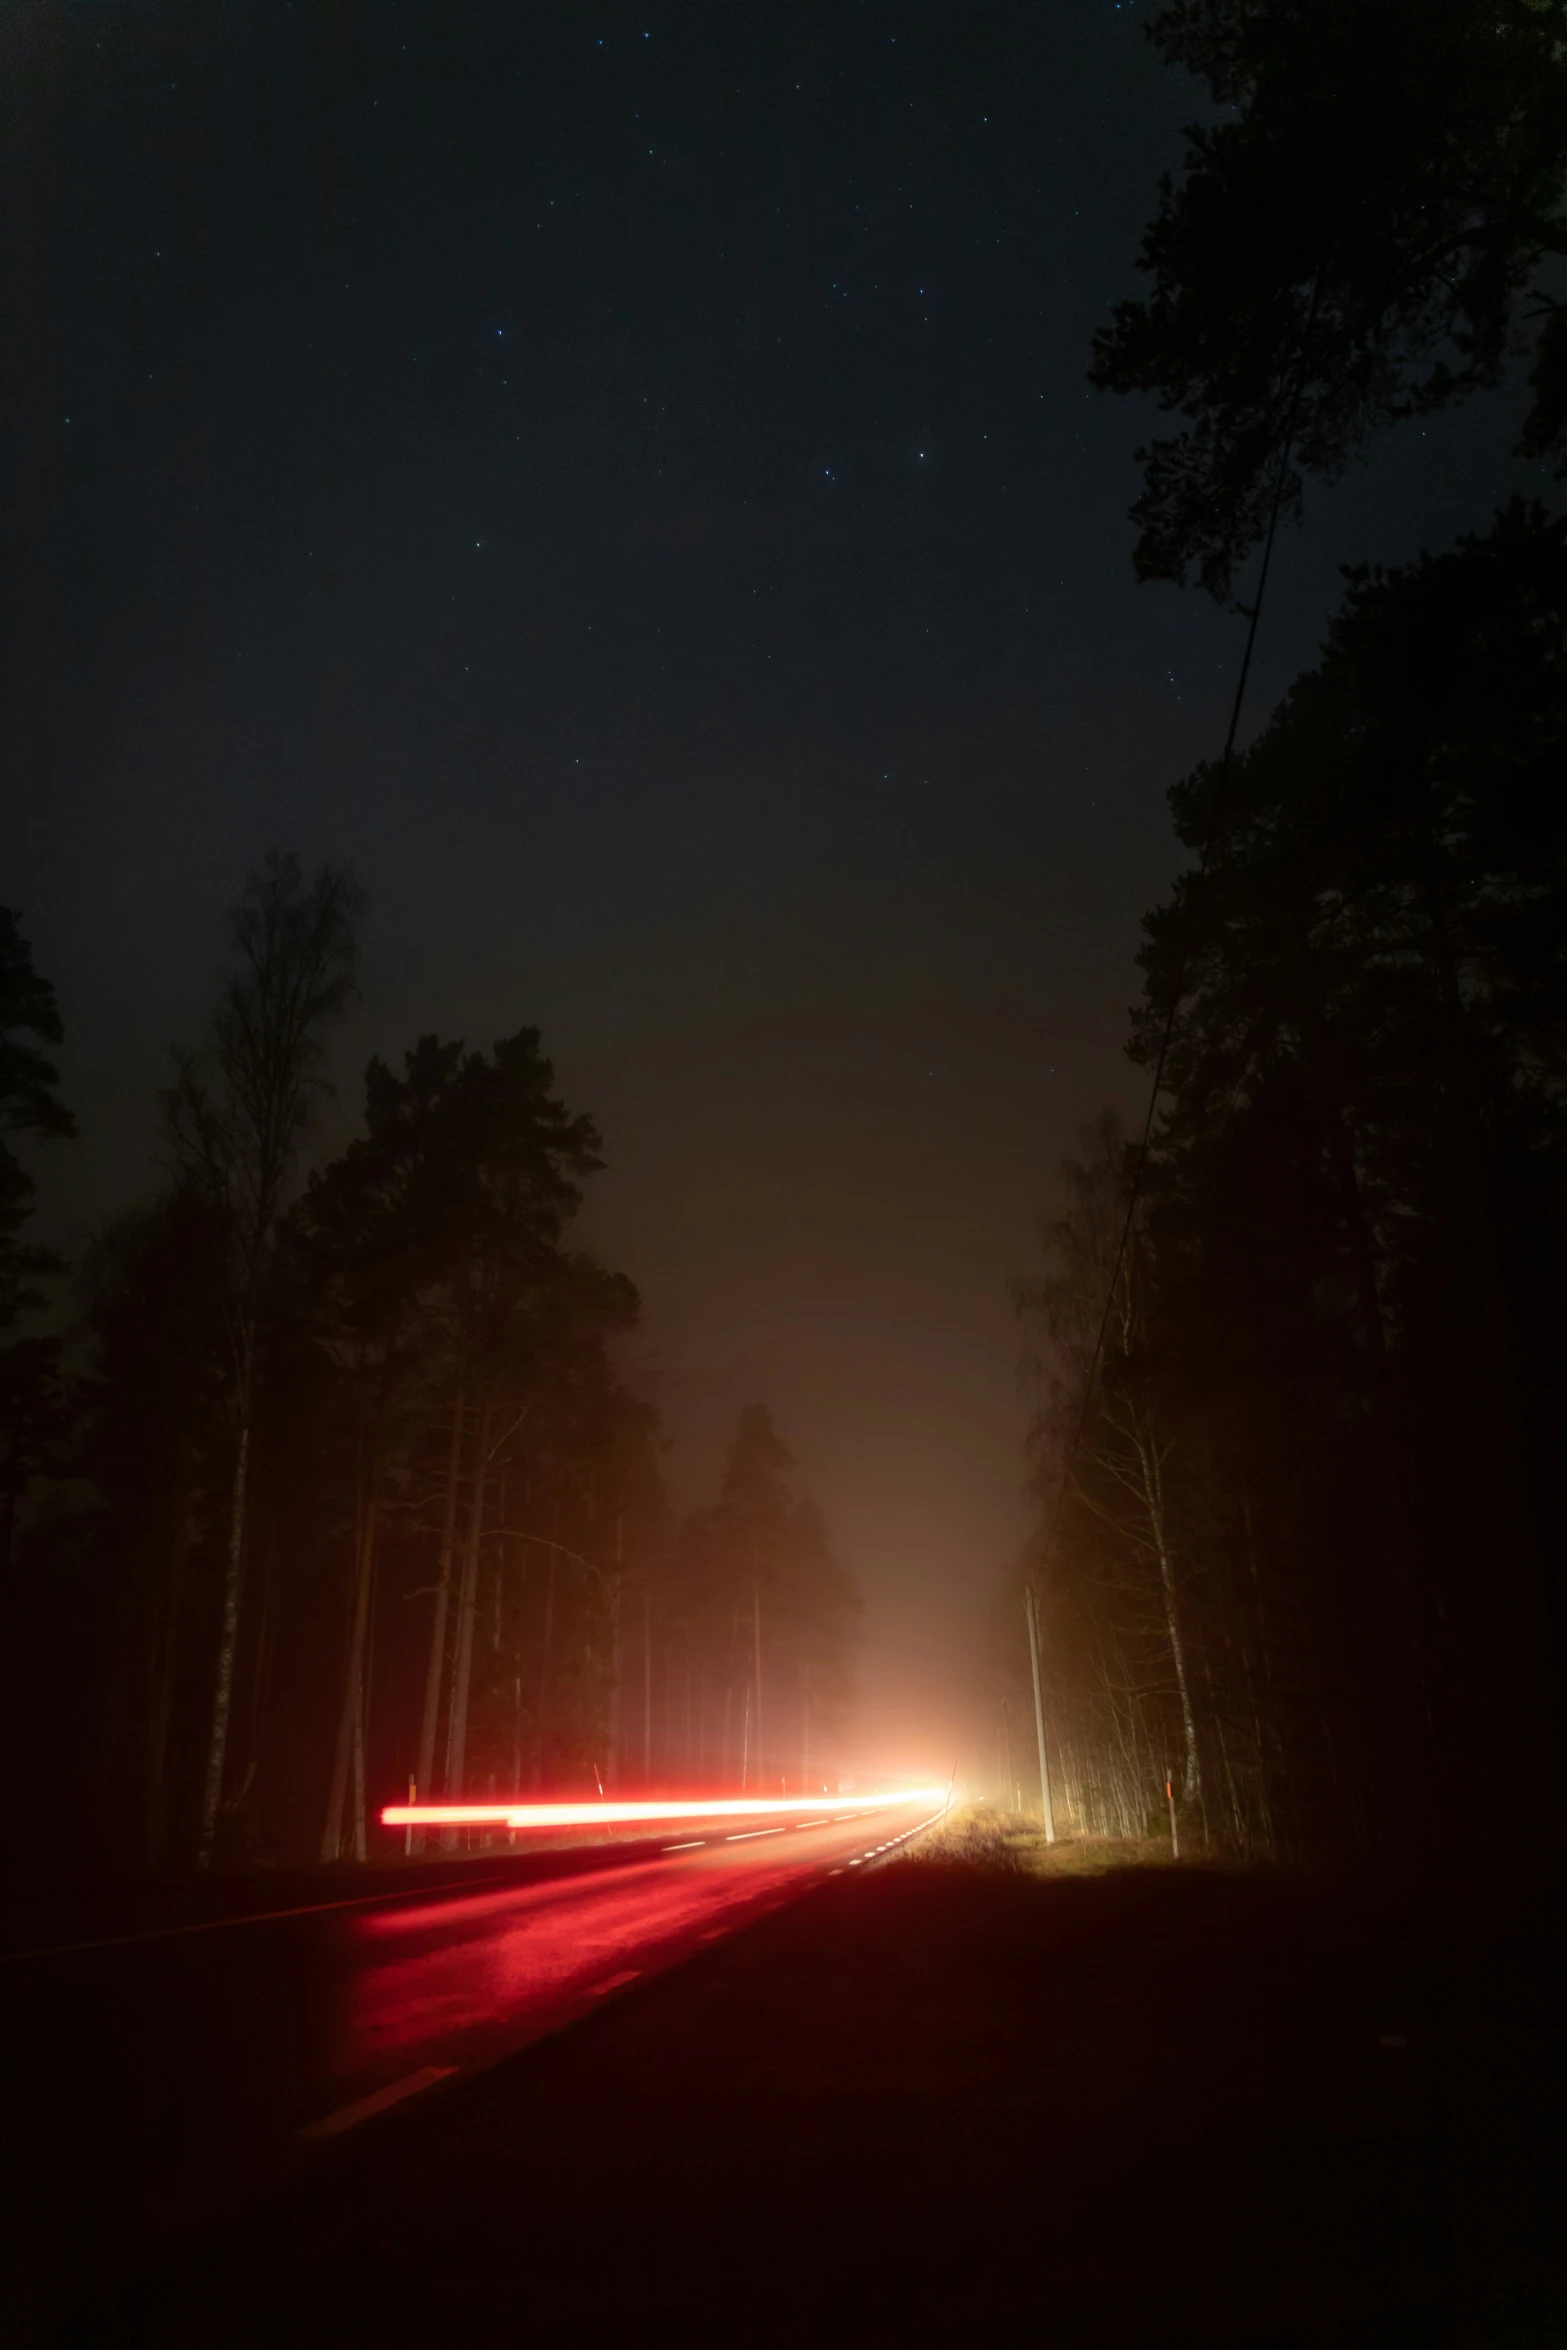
[415,1374,466,1813]
[173,855,364,1870]
[322,1479,379,1862]
[351,1666,367,1863]
[642,1588,653,1784]
[1024,1583,1055,1842]
[197,1391,251,1869]
[1132,1423,1201,1812]
[534,1537,556,1786]
[445,1393,493,1799]
[607,1563,622,1789]
[145,1502,190,1871]
[752,1567,764,1791]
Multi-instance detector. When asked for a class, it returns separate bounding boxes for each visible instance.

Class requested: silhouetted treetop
[1137,501,1567,1134]
[718,1404,796,1538]
[0,909,73,1147]
[1091,0,1567,596]
[0,907,74,1330]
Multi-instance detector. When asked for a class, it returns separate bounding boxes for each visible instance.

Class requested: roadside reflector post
[1166,1769,1179,1862]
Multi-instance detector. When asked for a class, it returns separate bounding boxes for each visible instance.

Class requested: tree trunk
[351,1665,368,1864]
[1156,1537,1201,1811]
[1024,1584,1055,1842]
[144,1505,189,1873]
[752,1568,763,1792]
[144,1605,175,1871]
[322,1480,379,1863]
[415,1374,466,1813]
[1132,1423,1201,1811]
[445,1394,493,1799]
[242,1526,277,1806]
[1332,1113,1431,1757]
[642,1588,652,1784]
[607,1560,622,1789]
[197,1383,251,1870]
[534,1541,556,1786]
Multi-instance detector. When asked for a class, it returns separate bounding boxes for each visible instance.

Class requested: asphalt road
[11,1821,1564,2346]
[3,1799,939,2337]
[51,1835,1567,2349]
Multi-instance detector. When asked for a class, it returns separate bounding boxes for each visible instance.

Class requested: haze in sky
[3,0,1536,1777]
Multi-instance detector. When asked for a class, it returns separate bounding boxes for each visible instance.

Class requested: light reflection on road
[341,1810,923,2082]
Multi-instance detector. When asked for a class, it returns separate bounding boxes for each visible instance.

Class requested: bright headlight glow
[380,1787,947,1831]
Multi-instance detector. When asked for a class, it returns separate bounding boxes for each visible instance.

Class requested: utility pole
[1024,1584,1056,1844]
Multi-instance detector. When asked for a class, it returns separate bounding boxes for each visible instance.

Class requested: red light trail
[380,1787,948,1831]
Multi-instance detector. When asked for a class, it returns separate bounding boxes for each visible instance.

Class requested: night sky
[3,1,1532,1771]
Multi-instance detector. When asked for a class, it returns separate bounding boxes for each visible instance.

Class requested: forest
[0,866,859,1879]
[8,0,1567,1888]
[1007,0,1567,1866]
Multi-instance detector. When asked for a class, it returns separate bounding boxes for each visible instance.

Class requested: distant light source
[380,1788,946,1831]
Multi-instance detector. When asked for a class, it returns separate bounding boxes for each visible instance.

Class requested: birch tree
[168,851,363,1868]
[295,1037,462,1862]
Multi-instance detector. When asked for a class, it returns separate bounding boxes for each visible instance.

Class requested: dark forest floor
[65,1828,1564,2348]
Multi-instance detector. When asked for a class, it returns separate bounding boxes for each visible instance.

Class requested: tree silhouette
[0,909,74,1578]
[167,851,364,1866]
[1017,505,1567,1856]
[1091,0,1567,595]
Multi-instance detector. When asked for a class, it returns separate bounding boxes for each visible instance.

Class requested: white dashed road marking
[591,1969,642,1996]
[298,2063,457,2141]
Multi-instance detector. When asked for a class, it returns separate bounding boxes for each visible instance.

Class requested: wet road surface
[4,1798,939,2332]
[54,1845,1567,2350]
